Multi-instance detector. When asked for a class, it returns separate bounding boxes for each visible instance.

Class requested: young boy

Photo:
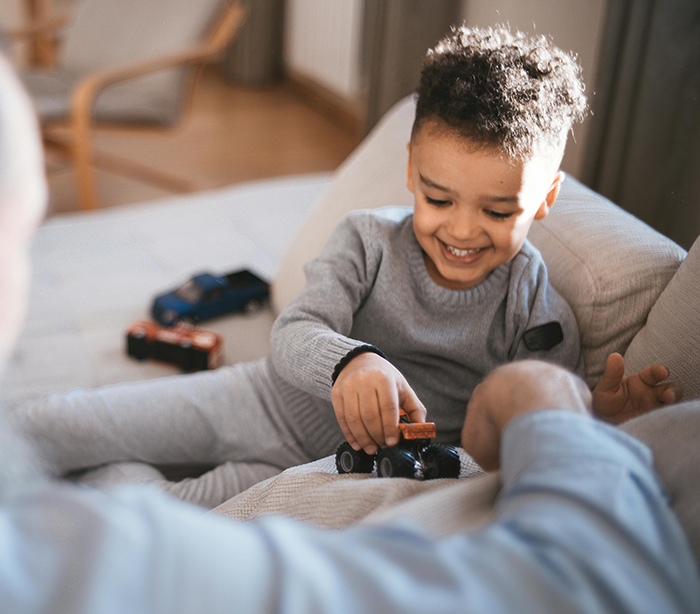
[274,25,678,455]
[13,25,679,507]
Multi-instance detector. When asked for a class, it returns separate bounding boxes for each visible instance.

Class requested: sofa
[7,97,700,563]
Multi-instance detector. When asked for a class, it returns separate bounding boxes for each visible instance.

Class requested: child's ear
[406,142,415,193]
[534,171,565,220]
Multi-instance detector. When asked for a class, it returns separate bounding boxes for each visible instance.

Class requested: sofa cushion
[528,179,686,387]
[273,95,687,388]
[271,97,414,313]
[620,400,700,565]
[623,235,700,399]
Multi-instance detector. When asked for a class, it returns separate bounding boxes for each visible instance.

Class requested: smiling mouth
[445,244,485,257]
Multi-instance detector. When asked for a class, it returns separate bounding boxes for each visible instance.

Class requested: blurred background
[1,0,698,249]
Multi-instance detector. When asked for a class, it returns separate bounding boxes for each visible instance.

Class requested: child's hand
[331,352,427,455]
[592,353,683,425]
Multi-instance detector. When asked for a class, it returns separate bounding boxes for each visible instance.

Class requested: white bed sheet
[4,173,332,404]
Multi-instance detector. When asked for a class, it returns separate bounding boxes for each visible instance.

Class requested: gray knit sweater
[271,207,582,446]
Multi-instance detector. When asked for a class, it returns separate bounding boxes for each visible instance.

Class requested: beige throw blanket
[213,449,498,537]
[213,404,700,566]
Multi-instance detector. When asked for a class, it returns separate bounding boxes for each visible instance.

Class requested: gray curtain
[361,0,462,134]
[222,0,285,86]
[582,0,700,250]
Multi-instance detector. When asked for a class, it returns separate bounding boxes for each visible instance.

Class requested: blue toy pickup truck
[151,269,270,325]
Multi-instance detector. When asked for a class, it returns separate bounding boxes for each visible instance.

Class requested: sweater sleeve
[270,213,382,401]
[507,245,584,377]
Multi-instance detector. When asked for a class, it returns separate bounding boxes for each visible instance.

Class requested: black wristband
[331,344,388,385]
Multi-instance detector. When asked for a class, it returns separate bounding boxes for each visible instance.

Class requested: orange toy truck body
[126,319,224,371]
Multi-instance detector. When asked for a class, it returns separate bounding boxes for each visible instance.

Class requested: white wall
[460,0,608,178]
[284,0,364,100]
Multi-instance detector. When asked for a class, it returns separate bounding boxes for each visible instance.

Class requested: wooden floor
[45,66,360,215]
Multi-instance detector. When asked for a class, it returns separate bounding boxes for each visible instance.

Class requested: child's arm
[592,353,683,425]
[271,211,424,453]
[331,351,426,454]
[270,214,381,401]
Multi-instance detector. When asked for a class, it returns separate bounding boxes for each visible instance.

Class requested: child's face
[407,122,563,290]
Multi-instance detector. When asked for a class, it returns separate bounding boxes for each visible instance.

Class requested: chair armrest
[69,1,246,127]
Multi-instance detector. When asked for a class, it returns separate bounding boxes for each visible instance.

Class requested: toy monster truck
[335,409,460,480]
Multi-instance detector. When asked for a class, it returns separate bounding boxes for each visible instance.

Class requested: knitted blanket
[212,448,497,536]
[213,404,700,565]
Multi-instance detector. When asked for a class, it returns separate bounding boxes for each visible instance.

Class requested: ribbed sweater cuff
[331,344,388,385]
[311,337,364,399]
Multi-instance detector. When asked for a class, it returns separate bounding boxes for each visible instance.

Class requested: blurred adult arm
[2,362,698,614]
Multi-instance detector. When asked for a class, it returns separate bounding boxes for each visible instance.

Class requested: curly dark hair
[413,24,588,161]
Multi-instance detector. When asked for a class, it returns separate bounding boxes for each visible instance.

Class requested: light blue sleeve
[2,412,699,614]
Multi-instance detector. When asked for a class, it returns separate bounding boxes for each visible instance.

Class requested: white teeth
[446,244,482,257]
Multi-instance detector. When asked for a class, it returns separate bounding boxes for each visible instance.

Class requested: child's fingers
[596,353,625,392]
[332,395,361,450]
[331,372,380,452]
[656,381,682,405]
[637,363,670,387]
[357,386,385,453]
[344,393,378,454]
[376,385,400,447]
[334,388,373,452]
[400,385,427,425]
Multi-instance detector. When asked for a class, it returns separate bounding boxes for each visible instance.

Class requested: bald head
[0,54,49,502]
[0,54,46,217]
[0,54,47,367]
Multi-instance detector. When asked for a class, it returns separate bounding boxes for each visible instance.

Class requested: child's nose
[449,209,482,241]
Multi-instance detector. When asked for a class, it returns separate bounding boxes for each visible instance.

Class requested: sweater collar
[401,214,512,308]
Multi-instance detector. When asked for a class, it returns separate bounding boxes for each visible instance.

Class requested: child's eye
[485,210,514,220]
[425,196,451,207]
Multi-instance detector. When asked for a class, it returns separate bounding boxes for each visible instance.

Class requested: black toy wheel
[335,442,375,474]
[127,331,149,360]
[422,444,461,479]
[179,340,194,371]
[376,447,417,478]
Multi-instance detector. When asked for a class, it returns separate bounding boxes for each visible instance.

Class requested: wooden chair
[4,0,68,68]
[13,0,247,210]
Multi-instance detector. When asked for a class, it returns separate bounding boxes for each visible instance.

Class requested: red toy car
[126,319,224,371]
[335,409,461,479]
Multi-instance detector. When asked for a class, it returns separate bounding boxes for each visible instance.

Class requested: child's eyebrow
[481,195,520,205]
[420,173,520,205]
[419,173,455,194]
